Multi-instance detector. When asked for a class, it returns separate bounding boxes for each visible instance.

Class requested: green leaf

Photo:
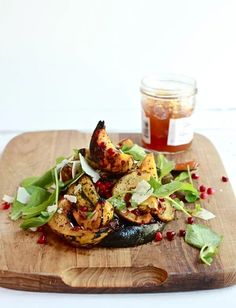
[185,191,199,203]
[56,156,66,164]
[185,224,222,248]
[174,172,189,182]
[121,144,146,161]
[9,199,25,221]
[21,176,39,187]
[108,196,126,211]
[153,181,183,197]
[22,192,56,219]
[166,197,191,217]
[156,154,175,179]
[41,211,50,218]
[200,244,218,266]
[148,176,161,191]
[87,211,95,219]
[20,214,53,230]
[23,169,55,188]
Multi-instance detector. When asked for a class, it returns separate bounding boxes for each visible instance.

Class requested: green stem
[166,196,191,217]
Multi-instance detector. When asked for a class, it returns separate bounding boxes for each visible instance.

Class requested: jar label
[142,111,151,144]
[167,116,193,146]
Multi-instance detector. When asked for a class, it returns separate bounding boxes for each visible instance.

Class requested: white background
[0,0,236,132]
[0,0,236,307]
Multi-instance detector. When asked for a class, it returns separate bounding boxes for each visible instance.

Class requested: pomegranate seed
[200,192,208,199]
[155,231,163,242]
[2,202,11,210]
[99,142,106,149]
[179,229,186,237]
[221,176,229,182]
[166,230,176,241]
[80,206,88,212]
[37,227,44,232]
[107,148,116,156]
[187,217,194,224]
[132,209,142,216]
[170,194,177,199]
[199,185,206,192]
[207,187,215,195]
[191,173,200,180]
[159,198,165,202]
[37,234,46,244]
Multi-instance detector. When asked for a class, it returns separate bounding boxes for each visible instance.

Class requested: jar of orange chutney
[141,74,197,153]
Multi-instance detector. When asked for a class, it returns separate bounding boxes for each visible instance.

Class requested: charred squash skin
[89,121,134,174]
[100,221,165,248]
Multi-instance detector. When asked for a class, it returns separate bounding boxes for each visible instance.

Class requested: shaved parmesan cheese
[72,160,81,179]
[74,183,82,194]
[57,208,63,214]
[193,208,216,220]
[2,194,14,203]
[29,227,37,232]
[47,204,57,214]
[56,159,69,171]
[79,153,100,183]
[64,194,77,203]
[131,180,154,205]
[17,187,31,204]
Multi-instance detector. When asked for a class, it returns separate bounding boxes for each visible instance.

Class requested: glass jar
[140,74,197,153]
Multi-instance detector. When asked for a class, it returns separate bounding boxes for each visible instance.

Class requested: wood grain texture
[0,131,236,293]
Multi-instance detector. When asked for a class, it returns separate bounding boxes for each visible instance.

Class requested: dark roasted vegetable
[100,221,165,247]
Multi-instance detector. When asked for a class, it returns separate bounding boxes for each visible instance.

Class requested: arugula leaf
[20,214,53,230]
[185,224,222,265]
[25,186,50,207]
[56,156,66,164]
[200,244,218,266]
[87,211,95,219]
[22,192,56,219]
[21,176,39,187]
[185,191,199,203]
[23,169,55,188]
[9,200,25,221]
[156,154,175,179]
[121,144,146,161]
[148,177,161,191]
[166,197,191,217]
[153,181,183,197]
[174,172,189,182]
[108,196,126,211]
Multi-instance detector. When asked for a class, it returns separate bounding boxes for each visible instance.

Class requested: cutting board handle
[61,266,168,289]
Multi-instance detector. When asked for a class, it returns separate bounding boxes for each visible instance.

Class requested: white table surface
[0,108,236,307]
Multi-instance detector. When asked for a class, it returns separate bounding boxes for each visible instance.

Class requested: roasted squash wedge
[48,175,114,247]
[112,153,161,224]
[48,210,110,247]
[89,121,134,174]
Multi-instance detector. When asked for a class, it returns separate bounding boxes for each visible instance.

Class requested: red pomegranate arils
[155,231,163,242]
[37,234,46,244]
[207,187,215,195]
[199,185,206,192]
[2,202,11,210]
[187,217,194,224]
[221,176,229,182]
[179,229,186,237]
[166,230,176,241]
[200,192,208,200]
[191,173,200,180]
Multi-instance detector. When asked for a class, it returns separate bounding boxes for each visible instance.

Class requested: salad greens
[185,224,223,265]
[121,144,146,161]
[10,154,84,229]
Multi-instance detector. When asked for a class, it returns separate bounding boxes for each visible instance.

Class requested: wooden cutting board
[0,131,236,293]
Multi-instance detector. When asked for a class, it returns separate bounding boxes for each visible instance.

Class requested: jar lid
[140,74,197,98]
